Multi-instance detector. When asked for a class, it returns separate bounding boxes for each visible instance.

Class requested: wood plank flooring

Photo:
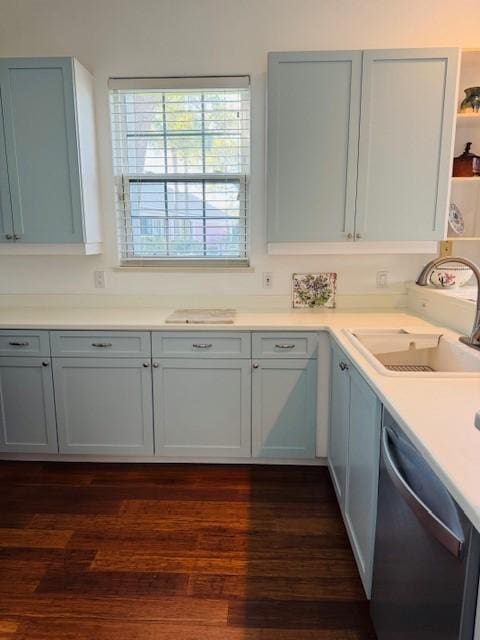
[0,462,376,639]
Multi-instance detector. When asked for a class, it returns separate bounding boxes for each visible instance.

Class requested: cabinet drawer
[50,331,151,358]
[152,332,251,358]
[0,330,50,357]
[252,332,317,358]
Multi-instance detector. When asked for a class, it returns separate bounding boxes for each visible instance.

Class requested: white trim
[0,452,326,465]
[73,59,103,245]
[0,242,102,255]
[109,75,250,91]
[113,265,254,273]
[267,241,438,255]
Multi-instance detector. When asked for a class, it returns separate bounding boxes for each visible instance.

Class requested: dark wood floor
[0,462,376,639]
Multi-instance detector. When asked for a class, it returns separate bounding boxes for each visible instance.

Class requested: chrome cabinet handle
[339,361,349,371]
[356,233,362,239]
[252,362,259,369]
[5,234,13,240]
[42,361,49,367]
[275,344,295,350]
[382,428,464,558]
[347,233,353,239]
[91,342,113,348]
[152,362,159,368]
[9,341,30,347]
[14,234,21,240]
[142,362,150,368]
[192,343,213,349]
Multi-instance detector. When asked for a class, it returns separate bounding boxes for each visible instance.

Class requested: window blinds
[109,77,250,265]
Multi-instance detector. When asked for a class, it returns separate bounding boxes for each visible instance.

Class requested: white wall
[0,0,477,303]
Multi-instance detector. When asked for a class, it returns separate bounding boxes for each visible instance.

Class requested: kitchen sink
[344,329,480,376]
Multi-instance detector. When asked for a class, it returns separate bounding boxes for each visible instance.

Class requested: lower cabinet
[53,358,154,455]
[0,356,58,453]
[328,346,351,504]
[0,330,320,461]
[252,358,317,458]
[328,342,381,598]
[153,358,251,457]
[344,366,381,598]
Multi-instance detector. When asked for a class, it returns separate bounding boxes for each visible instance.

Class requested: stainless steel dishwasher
[371,409,480,640]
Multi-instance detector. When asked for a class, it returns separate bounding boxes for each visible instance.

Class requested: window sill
[113,265,255,273]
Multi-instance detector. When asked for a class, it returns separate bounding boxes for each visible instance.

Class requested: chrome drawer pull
[275,343,295,349]
[339,361,349,371]
[8,341,30,347]
[192,343,213,349]
[91,342,113,348]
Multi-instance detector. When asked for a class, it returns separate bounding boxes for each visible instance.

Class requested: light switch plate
[263,272,273,289]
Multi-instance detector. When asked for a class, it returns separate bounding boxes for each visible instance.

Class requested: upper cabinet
[267,48,460,252]
[355,49,459,242]
[0,58,102,254]
[267,51,362,243]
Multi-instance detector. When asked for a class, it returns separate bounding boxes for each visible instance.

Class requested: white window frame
[109,76,250,268]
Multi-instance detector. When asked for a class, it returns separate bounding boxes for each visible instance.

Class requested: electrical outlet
[94,270,106,289]
[376,271,388,289]
[263,272,273,289]
[439,240,453,258]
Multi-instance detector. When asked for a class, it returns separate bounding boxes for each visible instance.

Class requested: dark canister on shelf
[452,142,480,177]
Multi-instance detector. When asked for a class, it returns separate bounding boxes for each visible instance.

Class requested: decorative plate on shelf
[292,273,337,309]
[448,202,465,235]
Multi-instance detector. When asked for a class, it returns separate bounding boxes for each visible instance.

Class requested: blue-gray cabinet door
[153,359,251,457]
[267,51,361,242]
[53,358,154,455]
[355,48,459,241]
[344,366,381,598]
[0,84,14,243]
[252,358,317,458]
[0,58,83,243]
[0,357,58,453]
[328,345,351,506]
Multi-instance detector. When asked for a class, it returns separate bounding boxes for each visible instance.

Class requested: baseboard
[0,453,328,466]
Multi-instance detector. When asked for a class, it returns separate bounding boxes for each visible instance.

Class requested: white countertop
[0,306,450,331]
[1,305,480,532]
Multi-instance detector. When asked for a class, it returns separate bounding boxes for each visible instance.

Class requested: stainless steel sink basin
[344,329,480,376]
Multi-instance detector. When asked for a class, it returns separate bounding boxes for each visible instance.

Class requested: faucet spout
[416,256,480,350]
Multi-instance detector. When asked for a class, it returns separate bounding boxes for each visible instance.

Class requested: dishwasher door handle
[382,428,464,558]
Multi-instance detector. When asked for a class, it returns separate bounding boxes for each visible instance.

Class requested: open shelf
[457,113,480,127]
[451,176,480,183]
[449,52,480,249]
[447,236,480,241]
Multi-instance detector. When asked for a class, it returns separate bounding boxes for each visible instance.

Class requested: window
[109,76,250,266]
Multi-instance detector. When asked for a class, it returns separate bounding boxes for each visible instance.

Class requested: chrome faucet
[416,256,480,350]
